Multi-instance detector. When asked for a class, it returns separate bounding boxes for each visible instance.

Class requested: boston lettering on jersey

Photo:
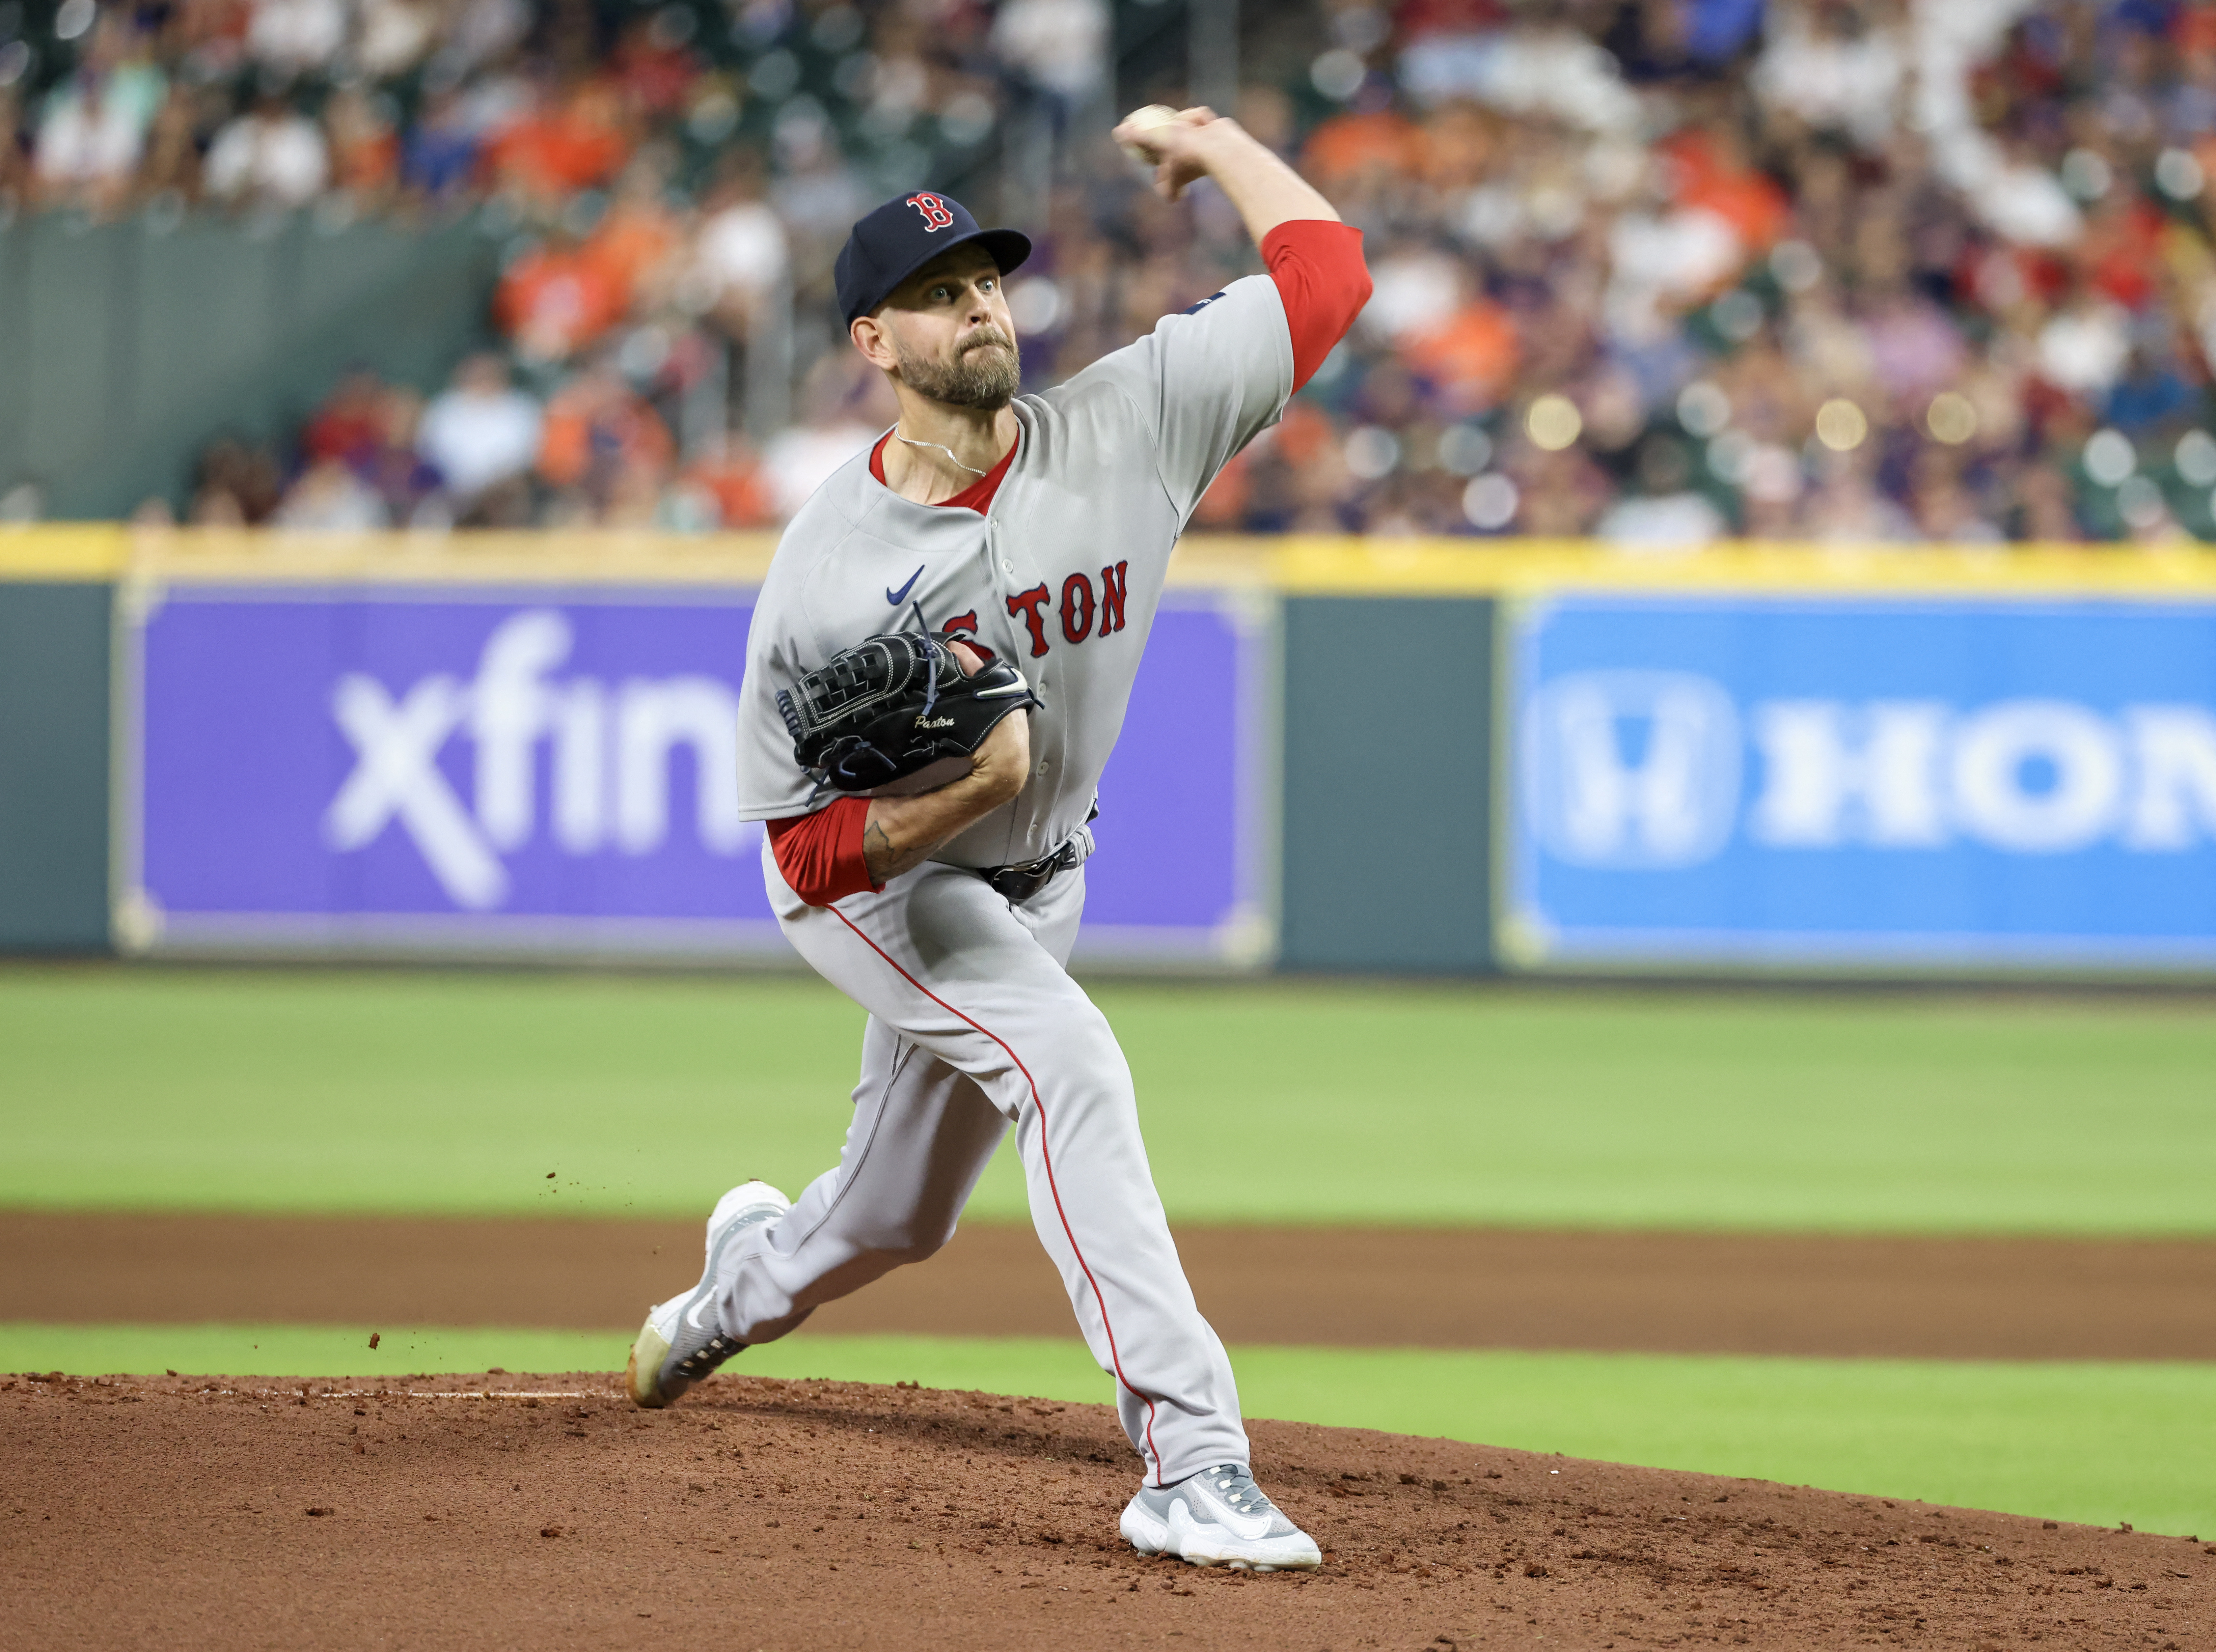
[927,561,1129,663]
[1000,562,1130,657]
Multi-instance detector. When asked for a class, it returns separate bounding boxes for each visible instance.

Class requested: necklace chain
[894,434,990,478]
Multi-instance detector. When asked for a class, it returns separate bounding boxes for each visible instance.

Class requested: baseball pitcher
[626,106,1371,1572]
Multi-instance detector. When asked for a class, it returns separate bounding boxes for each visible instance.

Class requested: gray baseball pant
[708,850,1249,1486]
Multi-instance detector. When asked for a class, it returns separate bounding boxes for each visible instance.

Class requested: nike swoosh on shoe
[1187,1493,1274,1541]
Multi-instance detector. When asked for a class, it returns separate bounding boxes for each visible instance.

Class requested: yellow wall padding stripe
[0,526,131,580]
[4,526,2216,598]
[1249,536,2216,598]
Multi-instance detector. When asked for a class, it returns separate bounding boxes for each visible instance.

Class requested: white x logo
[324,673,509,909]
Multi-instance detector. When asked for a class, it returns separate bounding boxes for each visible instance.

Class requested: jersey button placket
[990,522,1050,848]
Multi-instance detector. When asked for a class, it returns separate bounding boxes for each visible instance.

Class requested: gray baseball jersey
[733,270,1292,864]
[708,268,1295,1489]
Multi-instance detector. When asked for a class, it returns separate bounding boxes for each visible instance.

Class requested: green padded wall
[0,214,500,520]
[1278,595,1496,973]
[0,581,112,950]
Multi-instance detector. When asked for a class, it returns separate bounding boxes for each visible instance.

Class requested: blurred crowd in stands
[12,0,2216,542]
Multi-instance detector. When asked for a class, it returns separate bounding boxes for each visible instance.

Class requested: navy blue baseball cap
[835,191,1032,329]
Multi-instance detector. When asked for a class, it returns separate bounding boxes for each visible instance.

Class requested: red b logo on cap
[906,192,956,232]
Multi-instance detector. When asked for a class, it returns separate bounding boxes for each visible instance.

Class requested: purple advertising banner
[124,583,1269,962]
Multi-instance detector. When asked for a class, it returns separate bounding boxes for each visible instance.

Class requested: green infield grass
[5,965,2213,1233]
[5,1323,2209,1539]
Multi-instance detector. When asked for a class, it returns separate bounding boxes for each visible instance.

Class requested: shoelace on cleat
[1206,1468,1270,1516]
[673,1203,779,1379]
[664,1202,781,1382]
[675,1334,744,1378]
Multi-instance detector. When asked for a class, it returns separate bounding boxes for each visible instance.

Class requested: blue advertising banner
[122,584,1268,963]
[1505,594,2216,969]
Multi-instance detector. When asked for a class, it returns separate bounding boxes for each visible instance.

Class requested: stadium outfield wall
[0,216,499,521]
[4,528,2215,978]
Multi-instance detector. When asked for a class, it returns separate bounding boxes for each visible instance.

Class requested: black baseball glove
[776,630,1041,797]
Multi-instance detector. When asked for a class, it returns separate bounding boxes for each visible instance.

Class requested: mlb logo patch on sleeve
[1181,290,1227,314]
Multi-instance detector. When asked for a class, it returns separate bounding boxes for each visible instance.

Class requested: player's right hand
[1113,107,1231,202]
[968,693,1031,799]
[940,638,1029,797]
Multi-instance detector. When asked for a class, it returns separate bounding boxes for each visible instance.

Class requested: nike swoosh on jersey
[886,565,924,605]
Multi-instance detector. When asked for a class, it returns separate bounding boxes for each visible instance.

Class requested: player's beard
[896,327,1021,410]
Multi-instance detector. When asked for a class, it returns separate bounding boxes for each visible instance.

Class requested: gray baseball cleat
[1119,1463,1322,1571]
[625,1179,790,1409]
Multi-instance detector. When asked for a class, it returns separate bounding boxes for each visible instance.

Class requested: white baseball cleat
[1119,1463,1322,1571]
[625,1179,790,1409]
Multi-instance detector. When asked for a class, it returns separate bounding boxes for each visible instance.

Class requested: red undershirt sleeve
[1261,219,1372,394]
[766,795,879,906]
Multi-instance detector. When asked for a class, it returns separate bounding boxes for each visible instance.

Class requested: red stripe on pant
[828,905,1167,1483]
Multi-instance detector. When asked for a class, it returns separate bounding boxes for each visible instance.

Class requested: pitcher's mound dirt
[3,1372,2207,1652]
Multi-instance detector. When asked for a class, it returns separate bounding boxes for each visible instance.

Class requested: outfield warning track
[5,1212,2212,1359]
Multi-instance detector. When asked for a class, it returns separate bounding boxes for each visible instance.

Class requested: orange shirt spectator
[2178,11,2216,57]
[1195,397,1343,525]
[581,184,683,310]
[1272,400,1338,468]
[1420,103,1494,190]
[495,237,627,360]
[1301,109,1426,187]
[680,440,778,527]
[537,369,673,493]
[325,86,398,194]
[1190,449,1251,527]
[1681,168,1789,253]
[1404,299,1520,413]
[331,124,398,192]
[2080,194,2165,311]
[484,82,631,200]
[1661,128,1789,252]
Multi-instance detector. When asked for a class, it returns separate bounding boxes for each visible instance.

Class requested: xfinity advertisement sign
[1506,596,2216,968]
[323,607,750,913]
[125,585,1264,962]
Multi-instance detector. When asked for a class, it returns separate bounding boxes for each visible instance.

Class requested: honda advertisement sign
[1505,594,2216,969]
[122,583,1270,963]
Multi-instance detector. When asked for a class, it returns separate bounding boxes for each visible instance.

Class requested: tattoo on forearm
[864,818,897,879]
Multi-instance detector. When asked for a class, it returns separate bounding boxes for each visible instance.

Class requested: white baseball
[1119,104,1181,164]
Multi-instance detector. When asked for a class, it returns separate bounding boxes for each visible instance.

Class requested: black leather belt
[979,836,1084,903]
